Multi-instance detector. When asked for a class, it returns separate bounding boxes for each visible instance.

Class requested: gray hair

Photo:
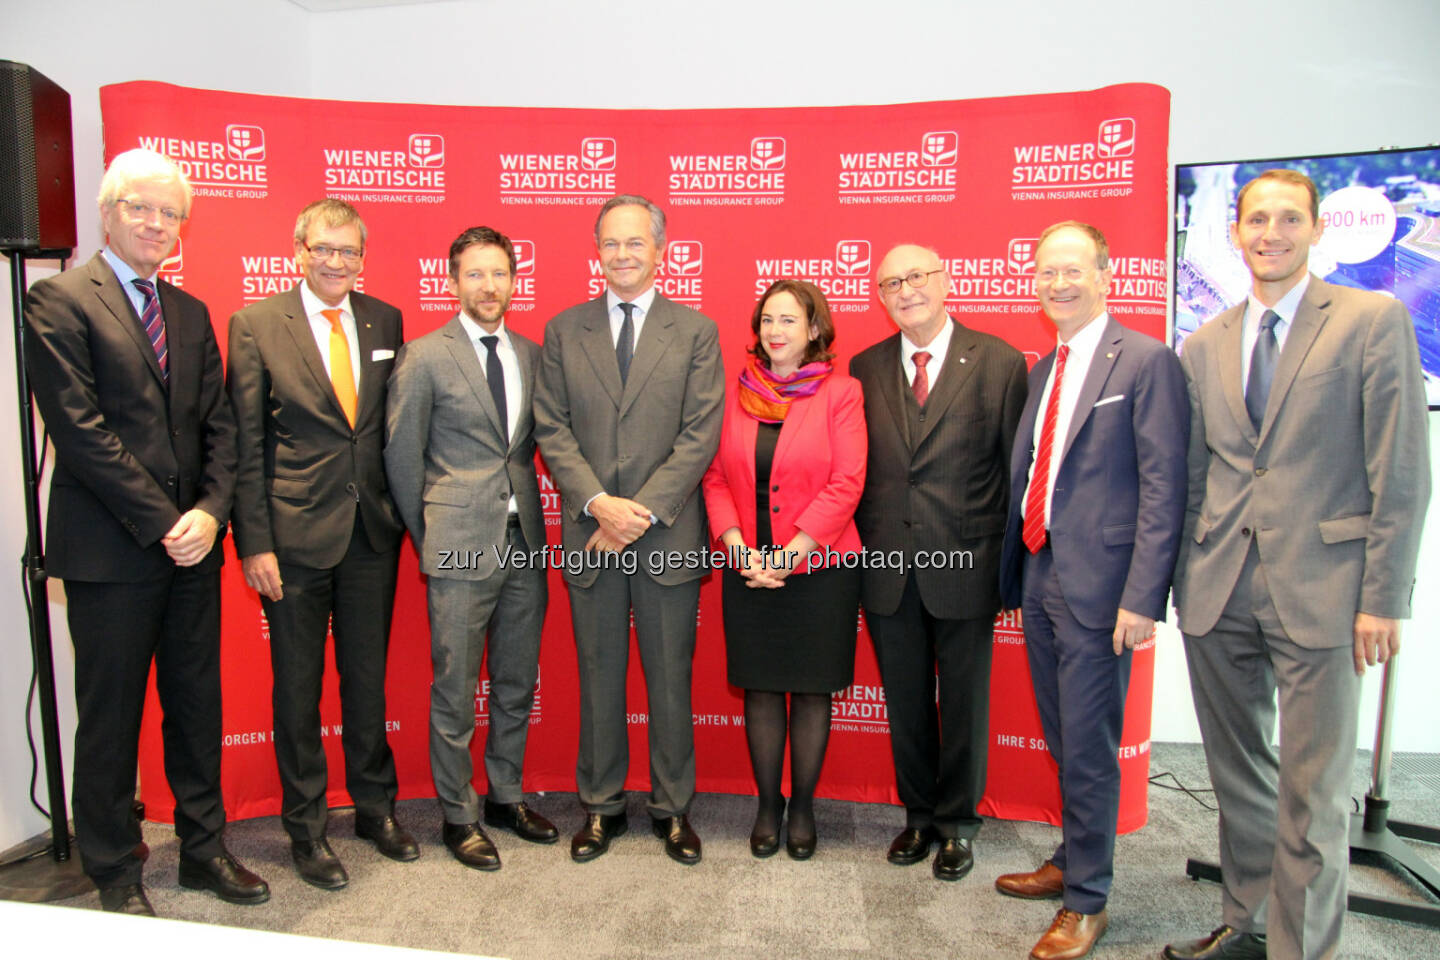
[293,198,368,247]
[97,148,193,216]
[594,194,666,248]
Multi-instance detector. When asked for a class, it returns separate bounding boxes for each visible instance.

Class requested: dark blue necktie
[481,335,508,445]
[616,302,635,384]
[1245,309,1279,431]
[131,278,168,382]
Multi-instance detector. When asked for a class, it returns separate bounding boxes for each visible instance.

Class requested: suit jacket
[999,315,1189,629]
[850,320,1028,619]
[701,371,866,575]
[384,317,545,580]
[227,286,404,569]
[1174,278,1430,648]
[533,292,724,587]
[24,252,235,582]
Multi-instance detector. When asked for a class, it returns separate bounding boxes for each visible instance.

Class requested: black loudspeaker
[0,60,76,254]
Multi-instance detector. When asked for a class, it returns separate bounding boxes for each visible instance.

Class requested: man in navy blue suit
[997,221,1188,960]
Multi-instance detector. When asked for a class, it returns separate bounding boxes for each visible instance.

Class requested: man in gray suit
[534,195,724,865]
[385,226,557,871]
[850,244,1027,881]
[1167,170,1430,960]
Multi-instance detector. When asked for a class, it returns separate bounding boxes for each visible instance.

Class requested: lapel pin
[1106,352,1114,359]
[959,357,967,363]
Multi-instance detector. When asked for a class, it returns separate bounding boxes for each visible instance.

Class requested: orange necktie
[322,308,357,426]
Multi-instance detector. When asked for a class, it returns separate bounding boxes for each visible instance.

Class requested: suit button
[1241,526,1252,537]
[771,506,780,514]
[771,484,779,492]
[171,428,181,437]
[166,476,176,487]
[351,436,360,445]
[1254,467,1267,477]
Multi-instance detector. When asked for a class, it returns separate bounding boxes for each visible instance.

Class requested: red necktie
[1023,344,1069,554]
[912,350,931,406]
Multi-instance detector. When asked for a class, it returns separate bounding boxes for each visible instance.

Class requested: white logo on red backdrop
[667,241,704,276]
[538,471,561,527]
[160,238,183,276]
[750,137,787,171]
[1008,239,1037,276]
[408,133,446,168]
[921,131,959,167]
[509,240,537,312]
[225,124,266,162]
[475,667,543,727]
[836,240,871,277]
[581,137,617,171]
[513,240,536,275]
[1097,118,1136,159]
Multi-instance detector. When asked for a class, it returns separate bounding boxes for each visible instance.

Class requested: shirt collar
[299,280,353,320]
[1056,310,1109,362]
[606,286,657,316]
[458,312,510,347]
[900,316,953,363]
[102,247,155,286]
[1246,272,1311,329]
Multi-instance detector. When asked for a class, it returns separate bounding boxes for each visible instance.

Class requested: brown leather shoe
[1030,907,1107,960]
[995,860,1064,899]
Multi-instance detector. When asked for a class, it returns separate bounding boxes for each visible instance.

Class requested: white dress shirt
[606,286,657,347]
[459,313,522,514]
[1240,273,1308,393]
[299,281,361,389]
[900,316,954,388]
[1022,311,1110,528]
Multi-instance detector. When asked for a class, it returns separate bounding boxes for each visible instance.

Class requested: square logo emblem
[1007,239,1037,276]
[1096,118,1136,159]
[580,137,617,171]
[920,131,959,167]
[835,240,872,277]
[225,125,266,162]
[667,241,703,276]
[408,133,445,168]
[750,137,787,171]
[512,240,536,276]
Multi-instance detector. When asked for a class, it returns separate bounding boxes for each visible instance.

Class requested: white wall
[3,0,1438,851]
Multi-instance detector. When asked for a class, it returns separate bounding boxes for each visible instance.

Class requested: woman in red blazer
[702,279,866,860]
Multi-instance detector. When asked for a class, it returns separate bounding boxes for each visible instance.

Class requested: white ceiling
[287,0,450,11]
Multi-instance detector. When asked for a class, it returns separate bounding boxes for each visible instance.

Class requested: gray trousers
[1183,543,1360,960]
[567,568,700,819]
[428,521,547,825]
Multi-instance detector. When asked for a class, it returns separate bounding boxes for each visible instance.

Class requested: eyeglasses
[1034,267,1093,285]
[877,269,944,295]
[302,241,364,264]
[116,198,186,226]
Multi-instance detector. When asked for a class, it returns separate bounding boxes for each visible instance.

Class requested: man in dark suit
[850,244,1027,881]
[1166,170,1430,960]
[997,221,1188,960]
[227,199,413,889]
[533,194,724,865]
[24,148,267,915]
[385,226,557,871]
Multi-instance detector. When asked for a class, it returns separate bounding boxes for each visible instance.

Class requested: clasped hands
[584,493,653,554]
[162,508,219,568]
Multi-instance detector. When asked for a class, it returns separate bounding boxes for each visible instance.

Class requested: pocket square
[1093,394,1124,407]
[371,348,395,361]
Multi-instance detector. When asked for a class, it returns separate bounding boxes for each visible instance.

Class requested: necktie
[616,302,635,384]
[912,350,932,406]
[1246,309,1280,431]
[322,308,357,427]
[131,278,168,382]
[1023,344,1070,554]
[480,334,508,445]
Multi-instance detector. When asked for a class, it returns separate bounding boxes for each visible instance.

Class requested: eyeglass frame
[876,268,946,295]
[301,240,365,264]
[114,198,187,227]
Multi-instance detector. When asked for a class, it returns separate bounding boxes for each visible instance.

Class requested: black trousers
[263,514,400,841]
[866,575,995,839]
[67,567,225,887]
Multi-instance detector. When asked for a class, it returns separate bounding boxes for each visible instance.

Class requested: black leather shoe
[750,798,785,859]
[785,824,816,861]
[178,849,270,904]
[484,799,559,844]
[291,837,348,890]
[98,882,155,916]
[443,822,501,871]
[887,825,938,865]
[355,812,420,861]
[932,837,974,881]
[571,812,628,863]
[651,815,701,865]
[1162,926,1267,960]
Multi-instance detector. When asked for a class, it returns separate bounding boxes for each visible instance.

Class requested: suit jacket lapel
[279,287,349,424]
[1059,317,1122,466]
[1215,304,1254,443]
[512,335,537,455]
[772,377,818,469]
[1258,280,1329,445]
[914,319,978,449]
[619,296,672,418]
[89,254,166,389]
[871,336,913,450]
[441,318,507,444]
[579,298,624,410]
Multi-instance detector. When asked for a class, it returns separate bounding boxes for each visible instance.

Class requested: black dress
[721,421,860,693]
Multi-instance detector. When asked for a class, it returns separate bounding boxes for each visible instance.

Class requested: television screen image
[1174,145,1440,407]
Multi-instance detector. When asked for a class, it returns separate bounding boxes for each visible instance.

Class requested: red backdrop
[97,81,1170,834]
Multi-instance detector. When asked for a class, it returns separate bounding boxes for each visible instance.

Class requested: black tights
[744,690,832,840]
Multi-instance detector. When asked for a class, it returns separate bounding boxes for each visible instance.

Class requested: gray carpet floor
[32,743,1440,958]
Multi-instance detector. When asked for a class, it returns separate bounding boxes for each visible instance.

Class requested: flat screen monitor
[1174,145,1440,408]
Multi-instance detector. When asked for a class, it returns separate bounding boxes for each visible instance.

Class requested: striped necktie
[131,278,167,382]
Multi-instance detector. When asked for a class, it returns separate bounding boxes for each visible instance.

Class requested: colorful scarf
[737,357,831,423]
